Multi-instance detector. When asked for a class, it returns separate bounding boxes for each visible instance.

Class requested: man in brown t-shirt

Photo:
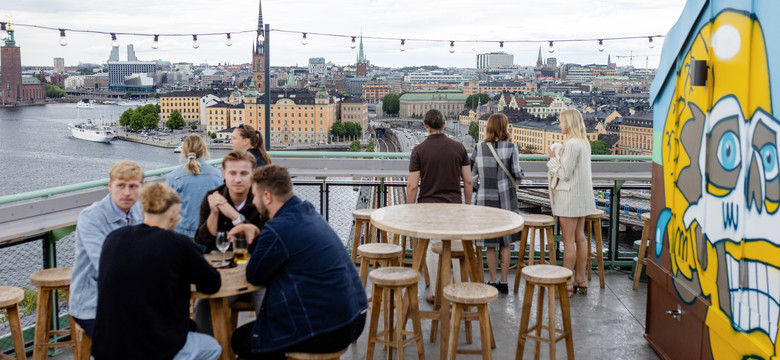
[407,109,472,302]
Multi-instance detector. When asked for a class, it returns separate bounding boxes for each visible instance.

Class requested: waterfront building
[0,25,45,105]
[361,80,390,104]
[160,90,231,124]
[206,101,244,136]
[399,90,468,119]
[63,75,85,89]
[476,52,514,70]
[83,74,109,90]
[463,81,537,95]
[340,97,368,133]
[107,45,155,91]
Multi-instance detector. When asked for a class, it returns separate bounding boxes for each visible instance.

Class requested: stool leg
[558,283,574,359]
[458,258,472,345]
[430,248,445,343]
[352,220,362,264]
[366,285,383,360]
[539,227,548,265]
[446,303,462,360]
[514,227,529,293]
[595,219,605,288]
[359,257,370,289]
[33,288,52,360]
[528,227,536,266]
[74,321,92,360]
[364,220,373,245]
[547,285,557,360]
[533,286,545,360]
[387,287,395,359]
[394,288,405,360]
[586,220,593,281]
[477,304,492,360]
[407,285,425,360]
[515,283,534,360]
[546,227,556,265]
[7,304,27,360]
[633,220,650,290]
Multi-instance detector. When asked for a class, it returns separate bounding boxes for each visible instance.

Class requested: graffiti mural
[651,4,779,359]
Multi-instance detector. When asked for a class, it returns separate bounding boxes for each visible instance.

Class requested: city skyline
[4,0,686,69]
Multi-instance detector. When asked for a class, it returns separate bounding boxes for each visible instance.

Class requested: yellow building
[613,113,652,155]
[160,92,202,122]
[478,110,602,154]
[341,98,369,133]
[464,81,537,95]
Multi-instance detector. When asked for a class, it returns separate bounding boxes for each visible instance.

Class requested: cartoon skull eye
[761,144,778,180]
[718,131,741,171]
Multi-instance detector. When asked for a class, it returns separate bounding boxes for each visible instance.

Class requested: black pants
[72,317,95,339]
[232,312,366,360]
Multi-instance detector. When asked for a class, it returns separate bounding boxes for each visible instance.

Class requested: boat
[117,100,145,106]
[68,120,116,143]
[174,143,182,153]
[75,99,94,109]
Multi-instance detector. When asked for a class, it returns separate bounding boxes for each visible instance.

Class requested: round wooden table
[192,252,264,360]
[371,204,524,360]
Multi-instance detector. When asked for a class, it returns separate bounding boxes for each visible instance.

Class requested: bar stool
[0,286,27,360]
[357,243,403,288]
[29,267,77,360]
[443,282,498,360]
[585,209,606,288]
[516,265,574,360]
[352,209,386,265]
[429,241,471,343]
[632,212,652,290]
[393,234,431,287]
[286,347,348,360]
[365,267,425,360]
[514,214,556,293]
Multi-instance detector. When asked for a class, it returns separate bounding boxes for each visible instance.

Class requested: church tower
[535,45,543,68]
[251,1,266,92]
[355,33,367,77]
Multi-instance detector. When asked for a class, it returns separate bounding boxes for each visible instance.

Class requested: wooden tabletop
[370,204,524,240]
[191,252,263,299]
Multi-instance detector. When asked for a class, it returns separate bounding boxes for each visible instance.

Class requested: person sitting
[92,183,222,360]
[230,123,272,167]
[69,160,144,338]
[229,165,367,359]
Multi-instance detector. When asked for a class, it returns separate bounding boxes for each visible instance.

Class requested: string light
[226,33,232,46]
[399,39,406,52]
[301,32,307,45]
[449,41,455,53]
[648,36,655,48]
[0,22,7,41]
[110,33,118,48]
[350,36,356,49]
[548,41,554,53]
[58,29,67,46]
[257,30,264,42]
[499,41,504,52]
[192,34,199,48]
[152,34,159,49]
[598,39,604,52]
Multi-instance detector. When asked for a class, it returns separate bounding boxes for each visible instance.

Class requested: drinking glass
[233,234,249,264]
[215,231,231,267]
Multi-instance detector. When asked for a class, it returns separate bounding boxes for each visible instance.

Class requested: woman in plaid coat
[470,113,523,294]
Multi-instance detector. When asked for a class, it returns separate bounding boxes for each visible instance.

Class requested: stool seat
[369,267,420,287]
[29,267,72,287]
[522,214,556,227]
[521,264,572,285]
[641,212,651,221]
[286,347,347,360]
[430,241,465,256]
[358,243,402,259]
[352,208,377,220]
[586,209,605,219]
[0,286,24,308]
[443,283,498,305]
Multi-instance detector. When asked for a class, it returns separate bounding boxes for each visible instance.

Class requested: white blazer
[546,138,597,217]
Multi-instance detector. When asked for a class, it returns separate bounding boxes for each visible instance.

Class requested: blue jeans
[173,331,222,360]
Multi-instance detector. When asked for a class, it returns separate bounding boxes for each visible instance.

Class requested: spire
[357,32,366,64]
[255,0,264,55]
[537,46,542,61]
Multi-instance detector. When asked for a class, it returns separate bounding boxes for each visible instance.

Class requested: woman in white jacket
[547,109,597,297]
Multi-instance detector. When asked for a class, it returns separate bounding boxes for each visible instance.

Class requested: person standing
[93,183,222,360]
[69,161,144,339]
[471,113,523,294]
[166,135,223,238]
[547,109,597,297]
[231,124,272,167]
[406,109,473,302]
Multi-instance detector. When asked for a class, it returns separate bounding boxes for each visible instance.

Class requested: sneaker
[497,282,509,294]
[486,281,499,291]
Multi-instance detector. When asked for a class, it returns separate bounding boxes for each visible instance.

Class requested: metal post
[379,177,386,207]
[321,181,329,221]
[263,23,271,151]
[609,180,624,268]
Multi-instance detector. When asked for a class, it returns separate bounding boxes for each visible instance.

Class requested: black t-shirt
[409,133,470,203]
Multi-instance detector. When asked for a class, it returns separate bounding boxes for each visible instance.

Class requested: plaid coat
[470,141,524,246]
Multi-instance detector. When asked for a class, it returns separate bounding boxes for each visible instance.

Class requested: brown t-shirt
[409,133,470,204]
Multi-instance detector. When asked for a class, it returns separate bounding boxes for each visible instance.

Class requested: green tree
[348,140,361,152]
[382,93,400,115]
[123,91,132,99]
[344,121,361,137]
[590,140,612,155]
[45,84,65,98]
[119,109,133,127]
[210,132,217,139]
[166,110,185,130]
[78,68,94,76]
[129,112,144,131]
[191,123,198,130]
[330,119,346,140]
[366,140,376,152]
[468,121,479,142]
[143,113,159,129]
[465,93,491,109]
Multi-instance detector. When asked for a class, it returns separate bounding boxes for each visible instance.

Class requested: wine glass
[215,231,231,267]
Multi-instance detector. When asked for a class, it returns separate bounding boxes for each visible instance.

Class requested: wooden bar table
[192,252,264,360]
[370,204,524,360]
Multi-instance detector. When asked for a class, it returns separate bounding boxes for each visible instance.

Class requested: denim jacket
[69,193,143,320]
[166,159,223,237]
[245,196,368,353]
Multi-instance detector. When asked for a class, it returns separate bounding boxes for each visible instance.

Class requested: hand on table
[228,224,260,244]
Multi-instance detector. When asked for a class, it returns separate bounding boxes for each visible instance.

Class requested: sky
[3,0,687,69]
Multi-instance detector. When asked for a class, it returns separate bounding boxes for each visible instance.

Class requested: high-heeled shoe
[574,280,588,295]
[566,281,575,298]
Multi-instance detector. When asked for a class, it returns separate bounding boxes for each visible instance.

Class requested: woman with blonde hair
[471,113,524,294]
[231,124,272,167]
[166,135,223,238]
[547,109,597,297]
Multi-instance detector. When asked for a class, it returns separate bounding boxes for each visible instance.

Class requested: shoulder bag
[486,142,517,190]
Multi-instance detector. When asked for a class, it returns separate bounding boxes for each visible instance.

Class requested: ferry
[75,99,94,109]
[174,143,182,153]
[68,120,116,143]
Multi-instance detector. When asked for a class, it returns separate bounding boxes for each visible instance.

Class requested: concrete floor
[48,268,658,360]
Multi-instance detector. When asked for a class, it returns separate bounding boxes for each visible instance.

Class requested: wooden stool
[72,321,90,360]
[0,286,27,360]
[358,243,403,288]
[29,267,77,360]
[394,234,431,287]
[443,282,498,360]
[365,267,424,360]
[516,265,574,360]
[430,241,472,343]
[229,300,255,330]
[514,215,556,293]
[352,209,386,265]
[286,347,348,360]
[632,212,652,290]
[585,210,606,288]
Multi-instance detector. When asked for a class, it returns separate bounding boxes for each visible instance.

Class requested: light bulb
[0,22,6,41]
[111,33,119,48]
[648,36,655,48]
[548,41,554,53]
[301,33,307,45]
[257,31,264,42]
[226,33,232,47]
[59,29,67,46]
[598,39,604,52]
[350,36,356,49]
[192,35,199,49]
[449,41,455,53]
[152,35,159,49]
[400,39,406,52]
[499,41,504,52]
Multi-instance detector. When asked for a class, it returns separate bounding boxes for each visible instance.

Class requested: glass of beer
[233,234,249,264]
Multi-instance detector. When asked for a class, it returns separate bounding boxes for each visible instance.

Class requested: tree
[123,91,132,99]
[465,93,491,109]
[468,121,479,142]
[143,113,159,129]
[210,132,217,139]
[191,123,198,130]
[366,140,376,152]
[119,109,133,127]
[45,84,65,98]
[129,112,144,131]
[348,140,361,152]
[590,140,612,155]
[344,121,361,138]
[166,110,185,130]
[330,120,346,140]
[382,93,400,116]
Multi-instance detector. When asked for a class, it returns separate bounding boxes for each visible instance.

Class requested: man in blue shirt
[69,160,144,338]
[229,165,367,359]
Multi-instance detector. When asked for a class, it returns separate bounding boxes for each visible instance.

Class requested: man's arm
[244,227,287,285]
[194,195,217,245]
[406,171,420,204]
[75,209,110,272]
[461,165,473,204]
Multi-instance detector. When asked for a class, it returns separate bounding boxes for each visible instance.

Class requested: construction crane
[614,51,658,70]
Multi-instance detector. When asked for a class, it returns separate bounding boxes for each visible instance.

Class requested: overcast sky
[4,0,686,69]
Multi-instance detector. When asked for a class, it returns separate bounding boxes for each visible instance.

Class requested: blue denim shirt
[245,196,368,352]
[165,159,223,237]
[69,193,143,320]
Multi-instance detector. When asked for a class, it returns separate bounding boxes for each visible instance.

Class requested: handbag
[486,142,517,190]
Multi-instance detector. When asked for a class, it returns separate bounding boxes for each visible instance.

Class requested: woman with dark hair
[470,113,523,294]
[231,124,272,167]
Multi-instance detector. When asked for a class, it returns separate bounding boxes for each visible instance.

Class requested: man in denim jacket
[229,165,367,359]
[69,160,144,338]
